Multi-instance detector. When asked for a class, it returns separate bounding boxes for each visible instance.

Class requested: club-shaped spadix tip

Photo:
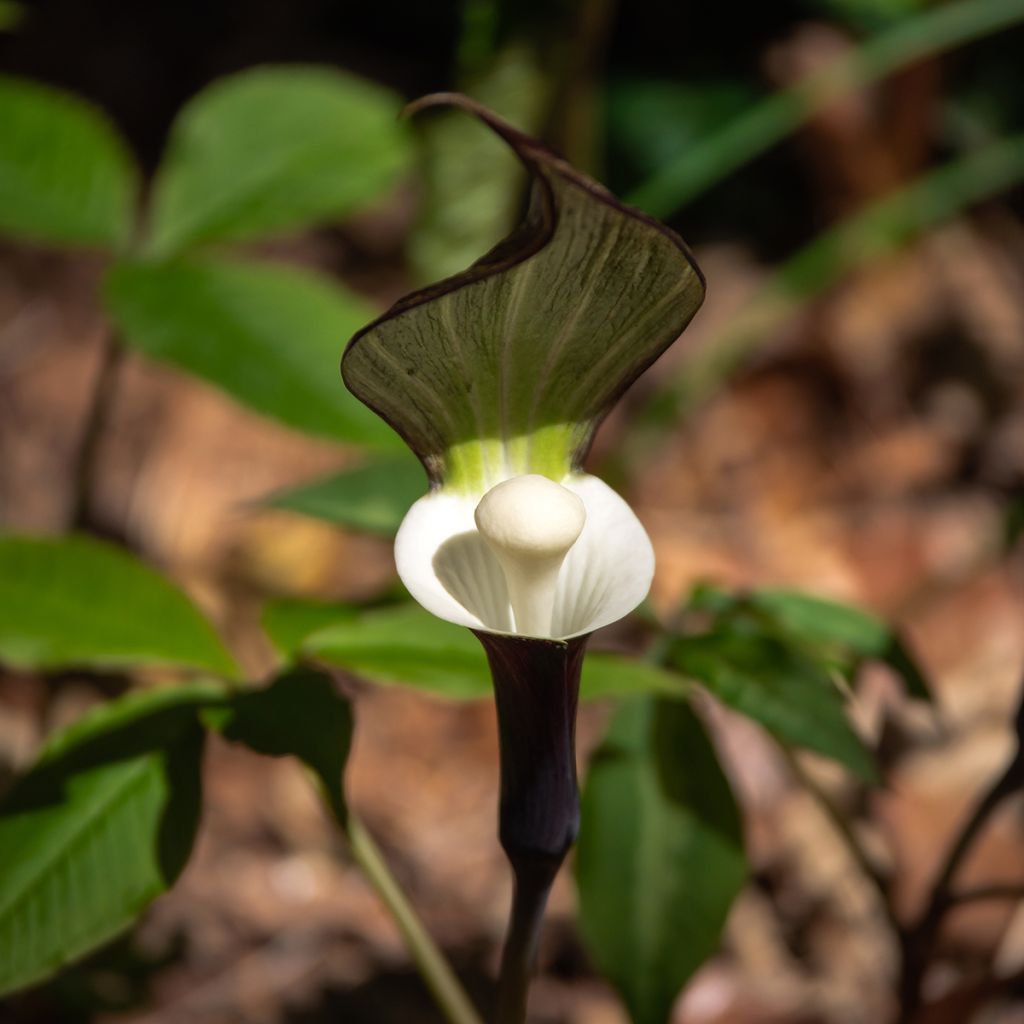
[474,475,586,637]
[475,474,586,559]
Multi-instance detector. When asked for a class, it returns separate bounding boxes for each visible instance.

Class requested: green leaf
[261,597,360,661]
[0,534,237,677]
[577,698,746,1024]
[304,603,491,698]
[34,682,227,763]
[277,600,680,701]
[0,684,219,996]
[105,256,398,446]
[749,589,890,658]
[215,667,352,822]
[342,95,704,492]
[672,630,877,782]
[0,74,137,247]
[262,453,426,535]
[578,654,685,701]
[745,589,932,702]
[409,46,548,283]
[685,585,932,703]
[146,65,411,256]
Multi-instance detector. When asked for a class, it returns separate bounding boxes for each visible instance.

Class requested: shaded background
[2,0,1024,1021]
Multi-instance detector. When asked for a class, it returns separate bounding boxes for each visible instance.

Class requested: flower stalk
[476,632,587,1023]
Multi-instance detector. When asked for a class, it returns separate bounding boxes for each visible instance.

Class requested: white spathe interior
[394,473,655,640]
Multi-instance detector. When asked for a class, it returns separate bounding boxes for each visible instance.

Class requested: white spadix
[474,475,586,638]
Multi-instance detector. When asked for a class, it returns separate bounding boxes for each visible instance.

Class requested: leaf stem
[70,328,123,529]
[346,814,484,1024]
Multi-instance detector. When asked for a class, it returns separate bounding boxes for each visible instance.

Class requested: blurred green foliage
[577,697,747,1024]
[674,628,878,780]
[0,535,237,677]
[262,597,686,701]
[688,585,930,699]
[663,582,934,782]
[409,45,548,281]
[263,453,427,534]
[0,65,412,447]
[146,66,411,257]
[0,75,137,246]
[105,256,395,445]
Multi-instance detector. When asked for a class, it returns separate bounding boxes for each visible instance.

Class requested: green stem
[346,814,484,1024]
[627,0,1024,217]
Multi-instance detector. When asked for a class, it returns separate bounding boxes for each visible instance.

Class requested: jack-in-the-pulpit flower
[341,93,705,1023]
[343,95,704,644]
